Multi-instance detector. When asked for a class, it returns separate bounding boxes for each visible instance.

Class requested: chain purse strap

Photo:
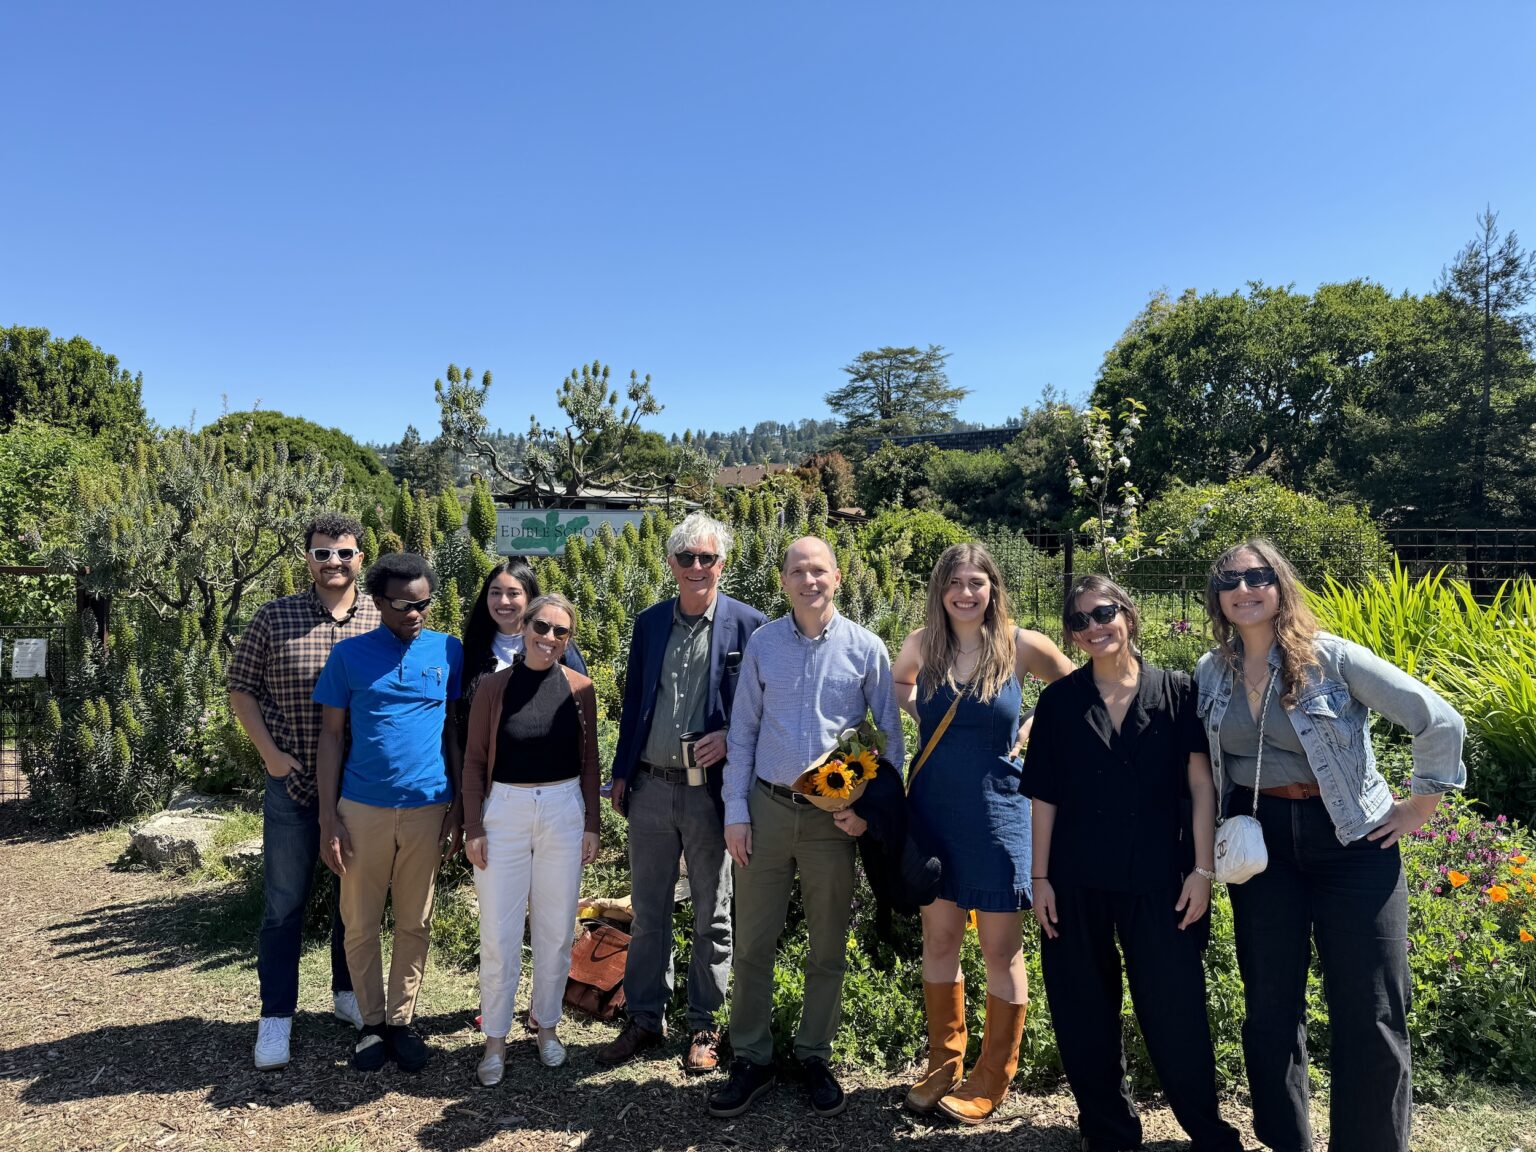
[1244,667,1277,817]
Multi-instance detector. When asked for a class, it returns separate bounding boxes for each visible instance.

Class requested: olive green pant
[728,781,857,1065]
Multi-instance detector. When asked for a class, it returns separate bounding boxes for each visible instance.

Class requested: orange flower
[1521,929,1535,943]
[1448,870,1470,888]
[1512,854,1529,865]
[1488,885,1510,903]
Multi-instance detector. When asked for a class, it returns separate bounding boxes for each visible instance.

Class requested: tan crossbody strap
[906,690,962,795]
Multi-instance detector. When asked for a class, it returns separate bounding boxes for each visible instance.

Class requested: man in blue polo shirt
[315,551,463,1072]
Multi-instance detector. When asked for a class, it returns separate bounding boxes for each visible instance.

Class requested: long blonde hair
[1204,537,1320,708]
[918,543,1016,703]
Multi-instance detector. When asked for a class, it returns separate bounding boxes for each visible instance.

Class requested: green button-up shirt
[640,596,715,768]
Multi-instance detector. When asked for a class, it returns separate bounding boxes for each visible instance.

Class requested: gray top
[722,610,906,826]
[640,597,715,768]
[1218,680,1313,788]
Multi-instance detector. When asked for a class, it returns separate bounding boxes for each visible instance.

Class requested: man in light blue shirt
[709,536,904,1120]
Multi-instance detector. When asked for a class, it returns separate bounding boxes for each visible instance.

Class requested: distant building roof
[715,463,793,488]
[863,427,1022,454]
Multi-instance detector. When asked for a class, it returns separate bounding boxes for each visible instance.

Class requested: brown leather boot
[903,981,967,1114]
[936,994,1026,1125]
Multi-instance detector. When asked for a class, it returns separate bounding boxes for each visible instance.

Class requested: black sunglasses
[674,550,720,569]
[529,618,572,640]
[1067,603,1123,633]
[383,596,432,613]
[307,547,360,563]
[1212,566,1279,593]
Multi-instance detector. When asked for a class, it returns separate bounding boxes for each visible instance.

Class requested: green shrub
[1308,566,1536,820]
[1134,475,1389,582]
[858,508,970,591]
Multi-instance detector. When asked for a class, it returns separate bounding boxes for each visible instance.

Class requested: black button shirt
[1022,661,1207,894]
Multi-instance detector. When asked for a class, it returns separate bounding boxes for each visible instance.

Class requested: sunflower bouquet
[791,719,887,812]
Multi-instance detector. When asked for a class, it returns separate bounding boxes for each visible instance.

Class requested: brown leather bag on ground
[564,920,630,1020]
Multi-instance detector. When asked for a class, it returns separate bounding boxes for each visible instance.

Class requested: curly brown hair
[1204,537,1320,708]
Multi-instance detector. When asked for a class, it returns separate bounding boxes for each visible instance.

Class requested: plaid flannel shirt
[227,584,381,805]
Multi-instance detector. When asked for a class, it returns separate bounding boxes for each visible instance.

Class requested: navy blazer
[611,593,767,807]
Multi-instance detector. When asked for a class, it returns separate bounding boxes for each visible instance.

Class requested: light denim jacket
[1192,632,1466,844]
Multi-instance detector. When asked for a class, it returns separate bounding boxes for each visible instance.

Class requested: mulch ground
[0,804,1276,1152]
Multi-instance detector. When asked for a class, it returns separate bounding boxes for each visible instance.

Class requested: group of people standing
[231,508,1464,1152]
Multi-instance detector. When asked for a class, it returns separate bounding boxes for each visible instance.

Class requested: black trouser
[1226,789,1411,1152]
[1040,883,1241,1152]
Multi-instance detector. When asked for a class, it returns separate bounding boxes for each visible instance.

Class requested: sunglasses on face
[529,618,572,640]
[384,596,432,613]
[1067,603,1123,633]
[674,551,719,569]
[307,547,359,563]
[1212,566,1279,593]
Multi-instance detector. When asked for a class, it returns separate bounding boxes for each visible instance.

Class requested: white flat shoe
[476,1053,505,1087]
[538,1034,567,1068]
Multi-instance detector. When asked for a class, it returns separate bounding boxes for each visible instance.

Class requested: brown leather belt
[1259,781,1322,800]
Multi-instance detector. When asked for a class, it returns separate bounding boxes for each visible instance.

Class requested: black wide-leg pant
[1040,883,1241,1152]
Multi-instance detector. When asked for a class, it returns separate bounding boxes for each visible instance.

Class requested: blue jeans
[1225,790,1411,1152]
[258,773,351,1018]
[622,771,732,1033]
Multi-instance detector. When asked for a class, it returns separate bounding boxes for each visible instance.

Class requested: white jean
[474,778,585,1038]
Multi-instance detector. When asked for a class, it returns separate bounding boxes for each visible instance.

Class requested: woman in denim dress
[1194,538,1465,1152]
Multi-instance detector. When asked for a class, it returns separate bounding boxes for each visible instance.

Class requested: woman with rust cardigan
[462,593,600,1086]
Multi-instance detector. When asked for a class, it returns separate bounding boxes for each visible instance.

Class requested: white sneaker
[538,1032,566,1068]
[333,990,364,1030]
[254,1016,292,1070]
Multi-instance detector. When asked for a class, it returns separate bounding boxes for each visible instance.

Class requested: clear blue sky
[4,2,1533,445]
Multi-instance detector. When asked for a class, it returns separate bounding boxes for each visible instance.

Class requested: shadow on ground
[44,877,265,975]
[0,1011,1157,1151]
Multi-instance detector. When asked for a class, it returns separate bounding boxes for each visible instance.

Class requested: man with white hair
[596,512,766,1073]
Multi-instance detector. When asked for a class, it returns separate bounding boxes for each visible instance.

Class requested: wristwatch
[1193,866,1217,881]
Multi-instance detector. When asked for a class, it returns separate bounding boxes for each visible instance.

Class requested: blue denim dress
[907,677,1030,912]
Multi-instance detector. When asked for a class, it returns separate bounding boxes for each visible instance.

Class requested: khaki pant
[337,797,448,1027]
[728,781,856,1065]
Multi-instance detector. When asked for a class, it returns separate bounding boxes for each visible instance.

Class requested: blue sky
[3,2,1533,445]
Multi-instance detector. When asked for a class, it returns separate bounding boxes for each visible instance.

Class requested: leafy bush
[858,507,970,591]
[1308,565,1536,820]
[1133,475,1389,582]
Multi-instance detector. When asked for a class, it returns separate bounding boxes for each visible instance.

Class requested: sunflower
[814,759,855,799]
[846,748,879,783]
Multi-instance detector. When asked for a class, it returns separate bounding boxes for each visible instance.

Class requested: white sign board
[495,508,647,556]
[10,638,47,678]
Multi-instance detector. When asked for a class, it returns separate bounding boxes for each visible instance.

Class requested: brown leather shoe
[594,1019,665,1068]
[684,1029,726,1074]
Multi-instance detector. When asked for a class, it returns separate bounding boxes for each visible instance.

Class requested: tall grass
[1308,564,1536,820]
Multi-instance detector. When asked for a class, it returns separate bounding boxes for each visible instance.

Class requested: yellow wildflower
[1489,885,1511,903]
[847,748,879,782]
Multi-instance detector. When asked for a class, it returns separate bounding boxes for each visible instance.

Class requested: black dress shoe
[802,1056,846,1117]
[353,1023,388,1072]
[387,1023,431,1072]
[707,1057,777,1118]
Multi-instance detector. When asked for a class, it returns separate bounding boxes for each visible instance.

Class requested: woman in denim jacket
[1193,538,1464,1152]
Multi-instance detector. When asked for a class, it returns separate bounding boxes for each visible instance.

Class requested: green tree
[1436,208,1536,524]
[388,423,458,494]
[826,345,968,447]
[798,450,857,511]
[203,410,395,508]
[0,326,148,450]
[1003,389,1083,529]
[467,474,499,548]
[435,361,712,505]
[855,441,938,512]
[60,431,346,646]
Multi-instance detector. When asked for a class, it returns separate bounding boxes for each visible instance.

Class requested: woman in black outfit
[1025,576,1240,1152]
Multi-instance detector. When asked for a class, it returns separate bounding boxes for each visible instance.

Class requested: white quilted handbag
[1213,670,1273,885]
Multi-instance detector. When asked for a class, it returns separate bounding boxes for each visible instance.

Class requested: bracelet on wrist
[1193,866,1216,881]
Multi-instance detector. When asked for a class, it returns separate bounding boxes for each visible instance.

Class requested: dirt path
[2,808,1515,1152]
